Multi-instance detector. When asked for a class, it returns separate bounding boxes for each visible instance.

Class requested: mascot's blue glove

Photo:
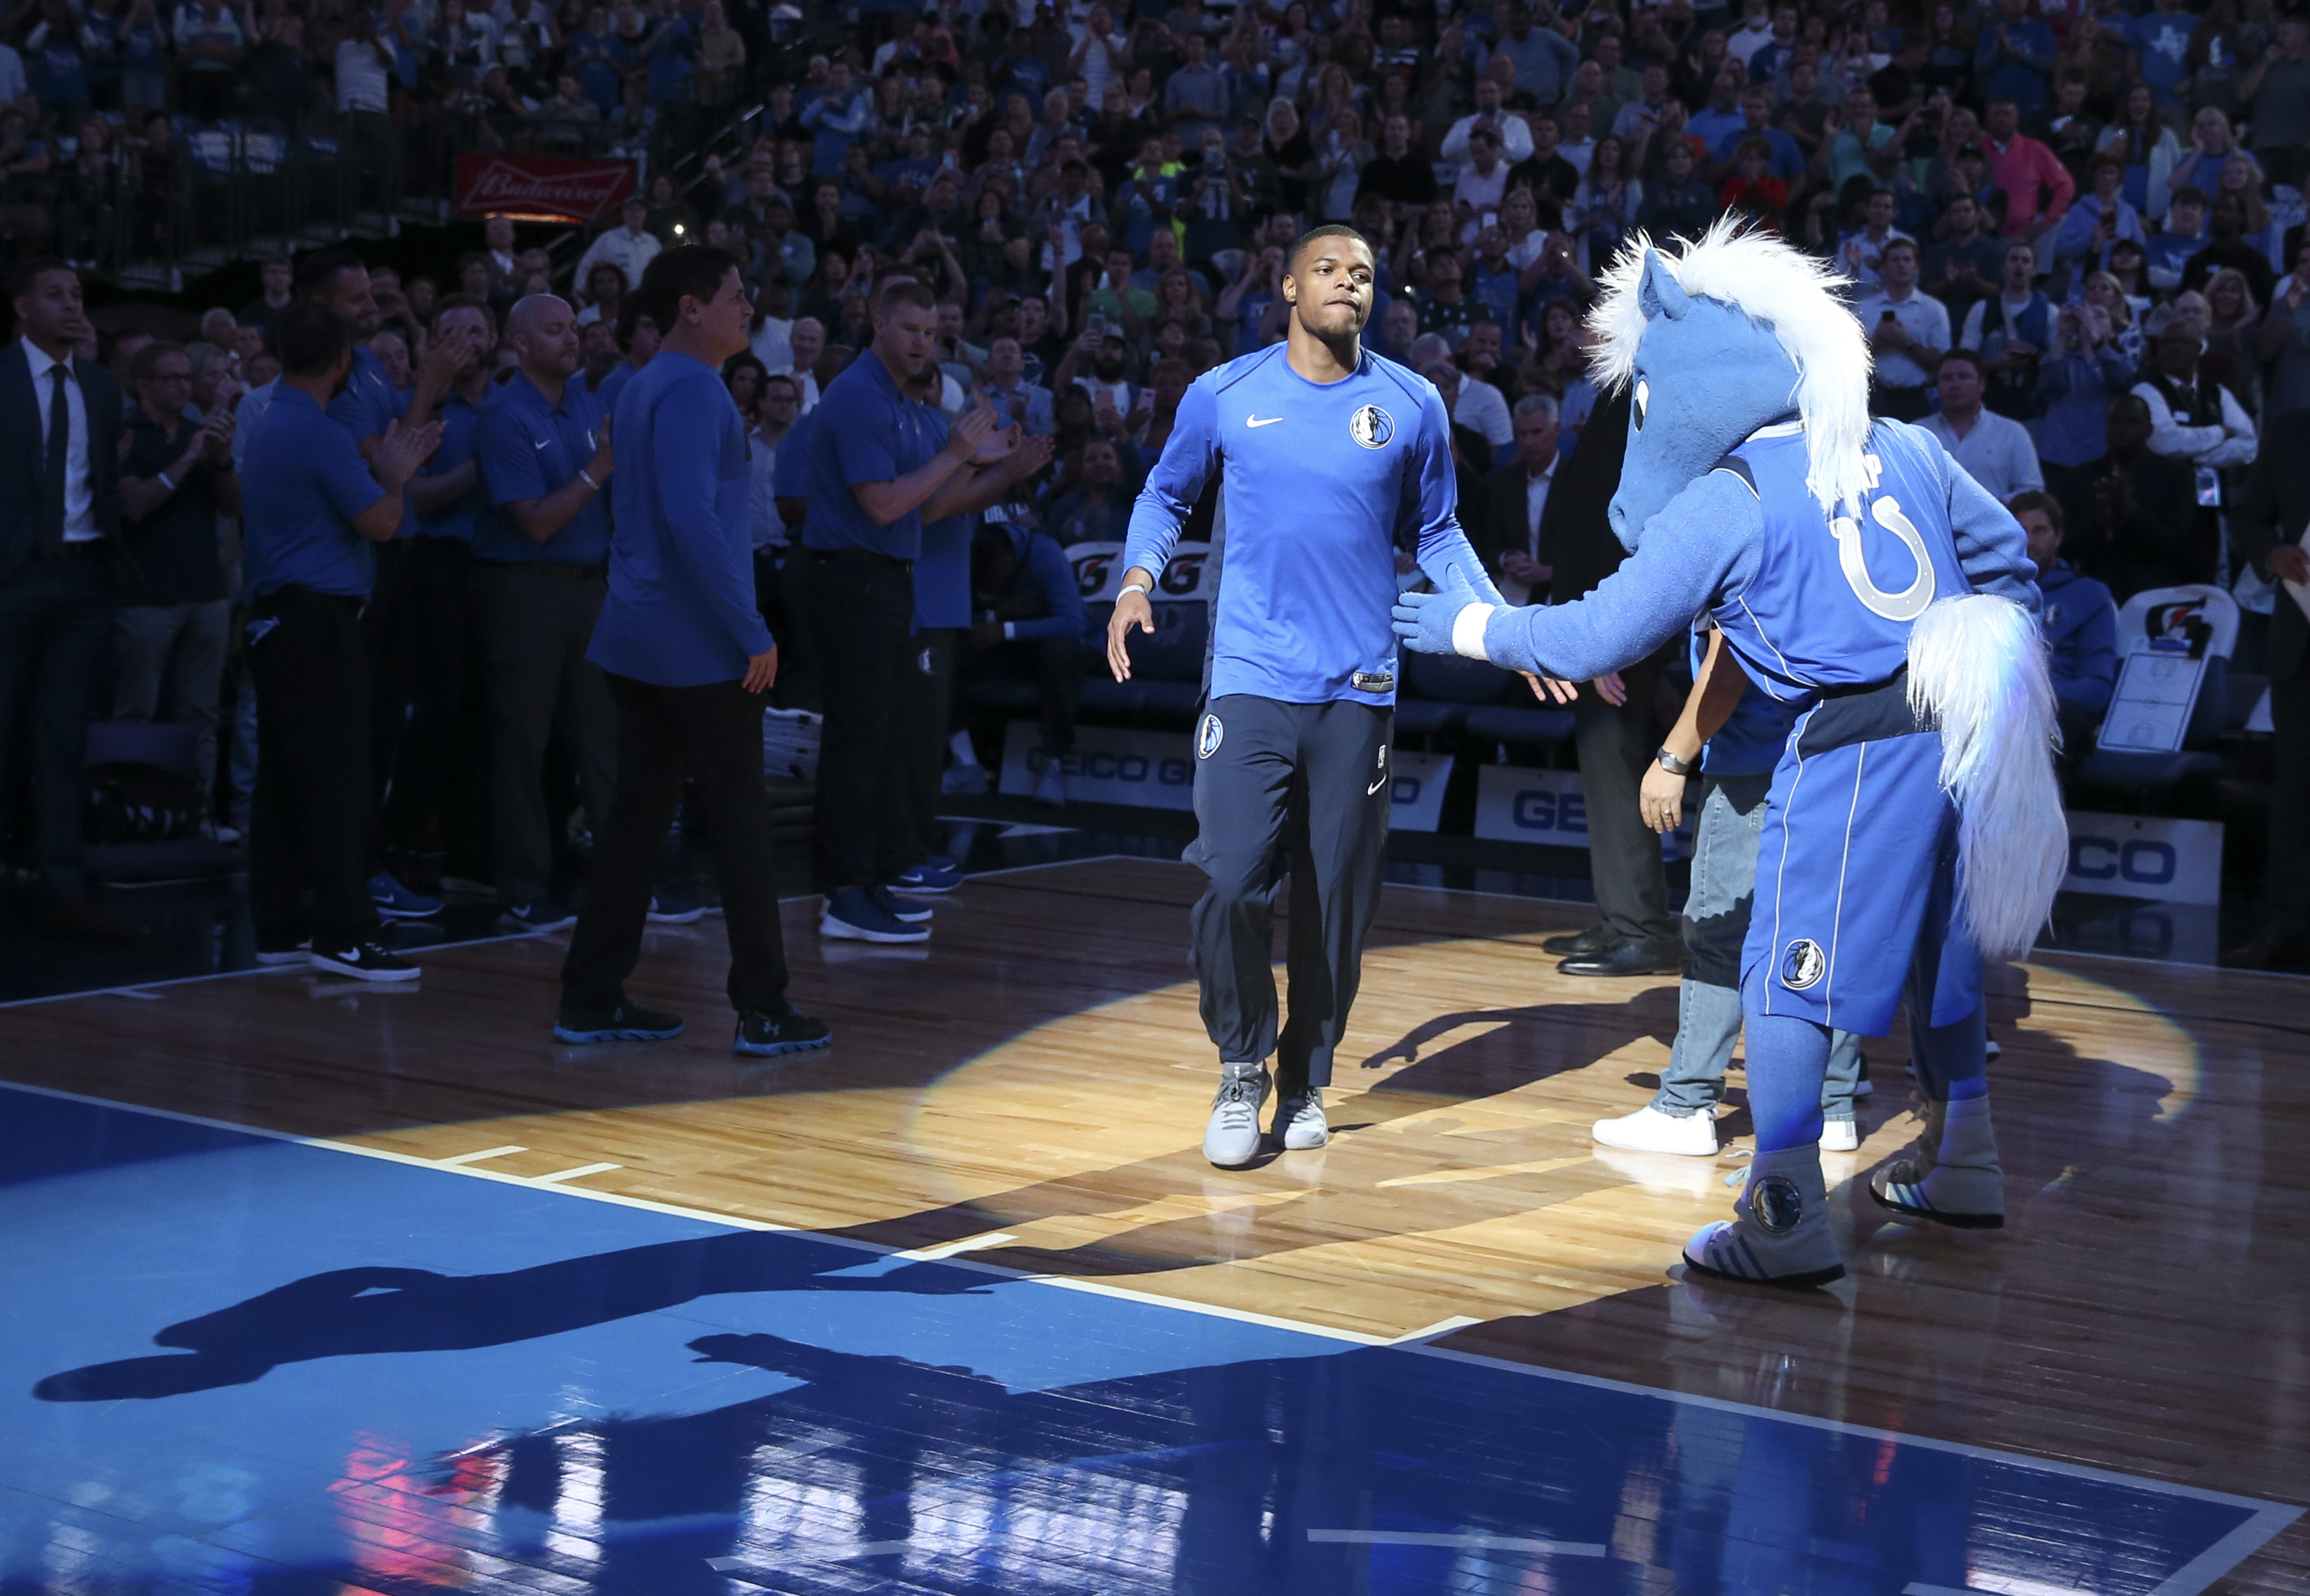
[1392,564,1495,660]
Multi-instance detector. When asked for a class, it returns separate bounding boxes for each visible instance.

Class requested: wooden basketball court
[5,855,2306,1591]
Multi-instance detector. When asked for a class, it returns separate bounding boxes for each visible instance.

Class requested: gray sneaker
[1274,1088,1329,1150]
[1202,1062,1269,1167]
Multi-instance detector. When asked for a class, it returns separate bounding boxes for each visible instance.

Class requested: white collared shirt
[1503,453,1557,605]
[23,337,96,541]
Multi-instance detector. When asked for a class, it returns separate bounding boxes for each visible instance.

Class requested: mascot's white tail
[1906,594,2067,962]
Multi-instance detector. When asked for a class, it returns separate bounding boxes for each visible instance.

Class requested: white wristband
[578,469,600,492]
[157,471,176,492]
[1451,602,1497,661]
[1119,580,1150,599]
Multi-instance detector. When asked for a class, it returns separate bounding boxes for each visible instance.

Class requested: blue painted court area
[0,1084,2292,1596]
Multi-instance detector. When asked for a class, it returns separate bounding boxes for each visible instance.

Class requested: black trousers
[804,551,917,891]
[2267,658,2310,936]
[1571,655,1678,949]
[894,626,959,865]
[960,632,1086,756]
[755,546,821,712]
[377,536,486,862]
[476,562,618,906]
[1184,695,1392,1093]
[562,673,792,1016]
[363,537,420,839]
[0,548,116,898]
[248,588,378,946]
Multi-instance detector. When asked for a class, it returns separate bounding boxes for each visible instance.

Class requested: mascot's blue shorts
[1739,679,1983,1038]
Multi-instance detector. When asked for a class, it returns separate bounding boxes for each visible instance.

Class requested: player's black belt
[1797,669,1933,757]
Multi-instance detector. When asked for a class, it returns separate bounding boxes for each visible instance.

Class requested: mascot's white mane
[1588,216,1875,515]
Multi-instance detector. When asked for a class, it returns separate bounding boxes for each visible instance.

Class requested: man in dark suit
[2052,394,2199,603]
[1,259,132,939]
[1532,382,1684,977]
[2225,408,2310,968]
[1476,393,1562,606]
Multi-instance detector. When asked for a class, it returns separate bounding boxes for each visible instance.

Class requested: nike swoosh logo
[1246,415,1284,427]
[534,438,552,449]
[1367,775,1388,796]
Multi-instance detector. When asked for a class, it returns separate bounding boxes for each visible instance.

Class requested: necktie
[41,364,71,555]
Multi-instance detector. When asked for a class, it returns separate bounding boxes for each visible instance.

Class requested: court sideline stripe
[3,1071,2298,1574]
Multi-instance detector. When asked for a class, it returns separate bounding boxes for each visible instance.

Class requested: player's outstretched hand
[1106,585,1154,681]
[1391,565,1488,659]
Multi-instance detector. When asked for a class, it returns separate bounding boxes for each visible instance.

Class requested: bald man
[472,292,620,929]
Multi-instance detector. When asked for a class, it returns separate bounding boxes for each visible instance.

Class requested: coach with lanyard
[1113,224,1511,1168]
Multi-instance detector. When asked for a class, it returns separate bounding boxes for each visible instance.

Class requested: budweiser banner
[453,155,636,224]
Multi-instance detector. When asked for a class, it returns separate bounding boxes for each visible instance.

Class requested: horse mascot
[1395,220,2066,1285]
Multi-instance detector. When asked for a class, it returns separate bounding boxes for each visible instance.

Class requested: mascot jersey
[1124,344,1497,707]
[1476,418,2039,1037]
[1488,417,2038,694]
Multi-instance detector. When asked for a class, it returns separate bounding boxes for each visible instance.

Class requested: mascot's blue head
[1588,218,1875,551]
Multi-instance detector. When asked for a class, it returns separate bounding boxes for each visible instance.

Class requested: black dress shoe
[2222,927,2309,969]
[1558,939,1685,978]
[1541,923,1619,957]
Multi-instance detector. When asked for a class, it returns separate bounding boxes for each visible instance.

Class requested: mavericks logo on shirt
[1348,404,1394,450]
[1197,713,1225,759]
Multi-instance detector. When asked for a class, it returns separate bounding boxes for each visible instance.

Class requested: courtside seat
[2072,585,2237,803]
[1397,652,1513,739]
[83,722,237,883]
[1463,704,1578,747]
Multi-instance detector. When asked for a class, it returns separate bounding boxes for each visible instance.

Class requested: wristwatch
[1655,747,1697,776]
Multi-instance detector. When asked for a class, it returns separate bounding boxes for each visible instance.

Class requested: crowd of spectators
[5,0,2310,963]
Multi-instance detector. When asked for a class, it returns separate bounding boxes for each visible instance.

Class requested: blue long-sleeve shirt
[992,523,1090,642]
[2038,560,2118,713]
[587,350,773,686]
[1125,343,1500,706]
[1477,420,2036,694]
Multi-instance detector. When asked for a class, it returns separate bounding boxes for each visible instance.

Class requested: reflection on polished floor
[3,855,2307,1594]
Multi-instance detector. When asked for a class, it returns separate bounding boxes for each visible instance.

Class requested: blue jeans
[1654,774,1861,1121]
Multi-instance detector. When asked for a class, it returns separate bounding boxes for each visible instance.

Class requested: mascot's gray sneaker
[1871,1095,2004,1228]
[1274,1088,1329,1150]
[1683,1145,1846,1288]
[1204,1062,1270,1167]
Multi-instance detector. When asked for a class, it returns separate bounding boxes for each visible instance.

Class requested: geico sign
[2067,836,2176,885]
[1032,747,1192,787]
[1511,788,1587,835]
[2059,811,2222,906]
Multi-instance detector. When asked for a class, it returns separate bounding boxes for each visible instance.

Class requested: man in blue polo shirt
[891,358,1053,890]
[239,301,439,983]
[381,292,497,890]
[298,246,475,920]
[558,245,830,1058]
[474,292,620,932]
[800,280,1016,944]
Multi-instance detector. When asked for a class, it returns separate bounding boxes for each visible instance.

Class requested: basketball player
[1113,225,1507,1168]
